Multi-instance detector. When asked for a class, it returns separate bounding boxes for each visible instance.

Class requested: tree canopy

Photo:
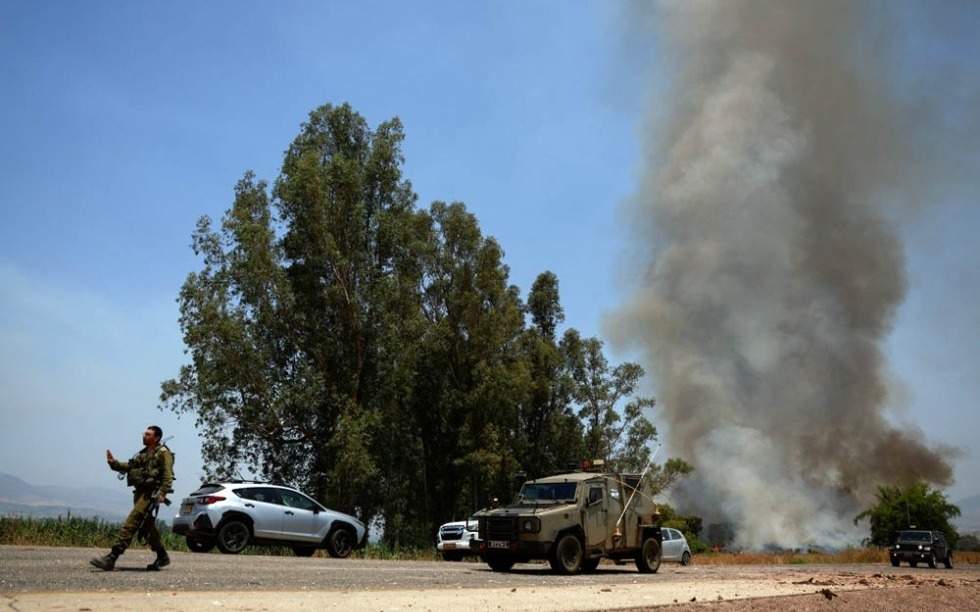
[854,482,961,547]
[161,102,687,546]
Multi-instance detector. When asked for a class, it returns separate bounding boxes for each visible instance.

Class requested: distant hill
[954,494,980,534]
[0,472,131,522]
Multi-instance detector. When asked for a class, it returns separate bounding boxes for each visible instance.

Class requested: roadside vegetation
[5,515,976,565]
[1,516,188,552]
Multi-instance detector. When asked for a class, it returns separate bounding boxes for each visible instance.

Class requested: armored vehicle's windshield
[897,531,932,542]
[518,482,578,502]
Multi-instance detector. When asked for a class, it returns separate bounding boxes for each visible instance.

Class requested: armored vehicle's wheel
[216,520,251,554]
[292,546,316,557]
[581,557,601,572]
[186,537,215,553]
[635,536,662,574]
[927,553,937,569]
[486,557,516,572]
[890,558,900,567]
[944,553,953,569]
[549,533,584,574]
[326,525,355,558]
[442,552,464,562]
[681,551,692,566]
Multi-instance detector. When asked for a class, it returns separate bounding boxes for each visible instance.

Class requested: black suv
[890,530,953,569]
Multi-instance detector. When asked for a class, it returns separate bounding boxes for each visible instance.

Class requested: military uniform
[90,445,174,571]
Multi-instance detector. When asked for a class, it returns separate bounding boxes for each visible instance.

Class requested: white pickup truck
[436,517,480,561]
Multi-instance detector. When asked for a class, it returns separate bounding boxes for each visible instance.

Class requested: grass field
[2,516,977,564]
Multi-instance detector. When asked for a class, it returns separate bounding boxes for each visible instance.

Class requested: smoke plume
[610,1,971,548]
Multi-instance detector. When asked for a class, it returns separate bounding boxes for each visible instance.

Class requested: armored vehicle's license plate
[489,540,509,549]
[181,503,193,514]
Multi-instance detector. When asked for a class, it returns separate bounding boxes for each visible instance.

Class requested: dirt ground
[614,572,980,611]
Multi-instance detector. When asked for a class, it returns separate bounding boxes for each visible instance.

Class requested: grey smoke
[610,1,976,548]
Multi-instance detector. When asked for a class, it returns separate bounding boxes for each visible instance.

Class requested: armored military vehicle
[473,466,662,574]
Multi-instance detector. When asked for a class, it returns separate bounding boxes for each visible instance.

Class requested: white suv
[172,481,367,557]
[436,517,480,561]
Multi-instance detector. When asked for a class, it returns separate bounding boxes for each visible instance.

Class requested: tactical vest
[125,445,174,491]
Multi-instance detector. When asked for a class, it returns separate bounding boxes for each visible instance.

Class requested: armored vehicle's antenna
[613,444,662,539]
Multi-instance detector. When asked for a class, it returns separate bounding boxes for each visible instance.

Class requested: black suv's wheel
[635,536,662,574]
[549,533,584,574]
[681,551,692,566]
[486,557,515,572]
[910,560,918,568]
[216,520,251,554]
[944,552,953,569]
[581,557,601,573]
[927,553,937,569]
[292,546,317,557]
[326,526,355,558]
[890,558,900,567]
[186,537,215,553]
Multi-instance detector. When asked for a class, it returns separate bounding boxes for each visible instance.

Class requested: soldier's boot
[89,546,123,571]
[146,547,170,571]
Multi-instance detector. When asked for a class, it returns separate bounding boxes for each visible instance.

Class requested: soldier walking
[90,425,175,571]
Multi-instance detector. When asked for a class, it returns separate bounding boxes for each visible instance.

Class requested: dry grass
[694,548,980,565]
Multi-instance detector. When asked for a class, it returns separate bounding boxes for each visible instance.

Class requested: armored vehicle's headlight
[520,517,541,533]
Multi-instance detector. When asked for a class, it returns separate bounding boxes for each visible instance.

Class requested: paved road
[0,545,778,592]
[2,545,978,593]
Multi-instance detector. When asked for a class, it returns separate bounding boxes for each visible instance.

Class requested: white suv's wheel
[327,526,355,558]
[187,537,215,553]
[216,520,250,554]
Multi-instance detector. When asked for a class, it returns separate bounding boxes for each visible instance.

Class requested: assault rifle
[137,489,172,545]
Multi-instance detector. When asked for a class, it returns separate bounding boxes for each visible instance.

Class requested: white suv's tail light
[198,495,225,505]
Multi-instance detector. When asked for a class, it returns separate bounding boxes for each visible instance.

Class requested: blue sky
[1,2,977,503]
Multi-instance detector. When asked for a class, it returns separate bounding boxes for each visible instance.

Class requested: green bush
[854,482,960,547]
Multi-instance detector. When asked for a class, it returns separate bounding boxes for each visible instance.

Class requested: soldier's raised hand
[106,449,115,464]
